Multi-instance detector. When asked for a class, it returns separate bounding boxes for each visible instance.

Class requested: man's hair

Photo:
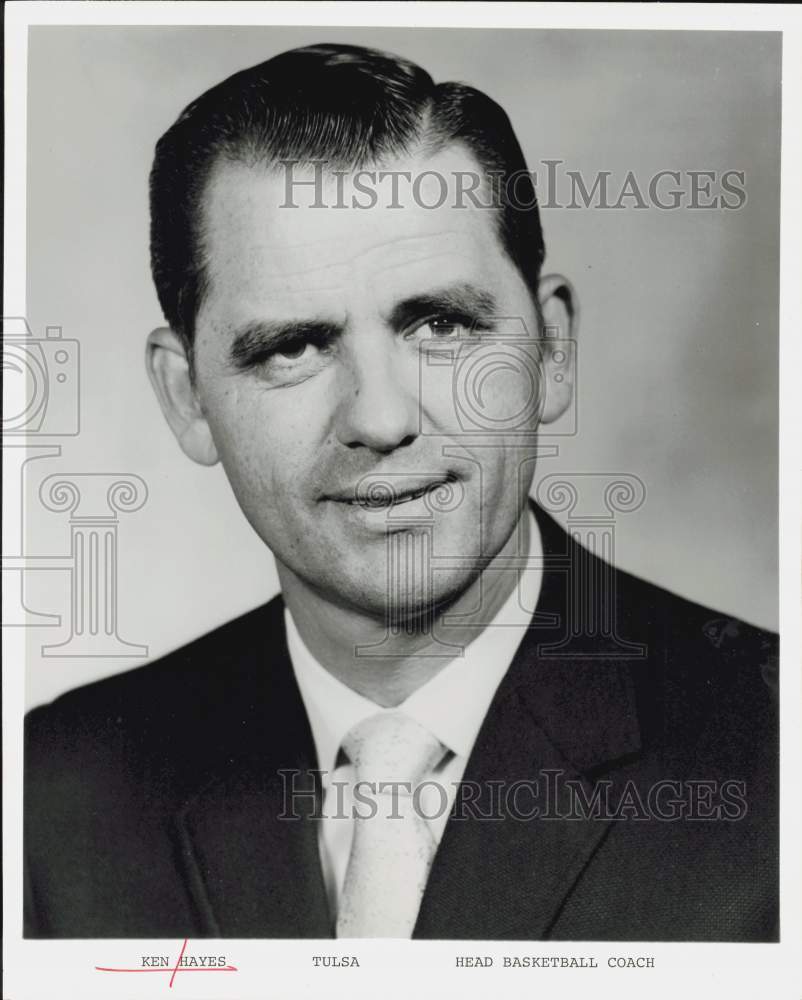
[149,43,546,348]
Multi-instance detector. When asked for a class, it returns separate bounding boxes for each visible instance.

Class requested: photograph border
[4,3,801,999]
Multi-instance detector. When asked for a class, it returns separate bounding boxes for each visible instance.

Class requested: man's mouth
[326,474,458,510]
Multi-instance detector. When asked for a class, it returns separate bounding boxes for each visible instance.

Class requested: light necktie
[336,711,446,938]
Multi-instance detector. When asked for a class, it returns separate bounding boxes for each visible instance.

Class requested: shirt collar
[287,508,542,775]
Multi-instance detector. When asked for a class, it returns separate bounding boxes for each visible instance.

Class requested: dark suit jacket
[24,504,778,940]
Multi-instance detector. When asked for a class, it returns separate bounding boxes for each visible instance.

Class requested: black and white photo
[4,5,800,999]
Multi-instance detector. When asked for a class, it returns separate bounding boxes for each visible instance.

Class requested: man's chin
[311,561,482,627]
[274,515,492,621]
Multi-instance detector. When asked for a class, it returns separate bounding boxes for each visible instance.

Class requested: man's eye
[430,319,461,338]
[266,337,325,365]
[418,315,471,341]
[248,337,332,388]
[276,343,310,361]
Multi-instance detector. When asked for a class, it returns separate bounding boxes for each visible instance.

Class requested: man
[25,43,778,940]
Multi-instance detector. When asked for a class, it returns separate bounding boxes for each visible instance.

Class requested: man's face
[187,145,555,619]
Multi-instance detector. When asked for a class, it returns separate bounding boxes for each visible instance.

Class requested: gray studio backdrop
[22,27,780,708]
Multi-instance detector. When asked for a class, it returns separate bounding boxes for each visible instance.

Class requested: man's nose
[334,339,419,453]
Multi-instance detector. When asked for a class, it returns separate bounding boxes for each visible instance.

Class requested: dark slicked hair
[149,43,545,347]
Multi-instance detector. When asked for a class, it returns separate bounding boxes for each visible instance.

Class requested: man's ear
[145,327,219,466]
[537,273,578,425]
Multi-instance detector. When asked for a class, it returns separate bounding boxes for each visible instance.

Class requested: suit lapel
[414,505,642,939]
[172,602,332,938]
[174,757,331,937]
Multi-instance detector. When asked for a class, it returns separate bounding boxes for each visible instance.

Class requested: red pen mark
[95,939,238,988]
[169,937,189,989]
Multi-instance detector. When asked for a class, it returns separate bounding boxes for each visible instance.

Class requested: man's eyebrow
[226,283,498,366]
[387,283,498,330]
[228,319,342,368]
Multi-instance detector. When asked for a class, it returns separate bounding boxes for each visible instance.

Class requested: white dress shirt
[286,508,542,916]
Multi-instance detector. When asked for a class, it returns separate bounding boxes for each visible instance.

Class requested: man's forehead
[200,149,508,310]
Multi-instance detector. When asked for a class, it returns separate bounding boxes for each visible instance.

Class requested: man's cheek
[418,364,463,434]
[207,395,275,461]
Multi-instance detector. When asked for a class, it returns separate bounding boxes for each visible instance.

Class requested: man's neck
[277,509,533,707]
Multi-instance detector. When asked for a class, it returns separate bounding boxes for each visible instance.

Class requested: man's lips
[323,474,458,509]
